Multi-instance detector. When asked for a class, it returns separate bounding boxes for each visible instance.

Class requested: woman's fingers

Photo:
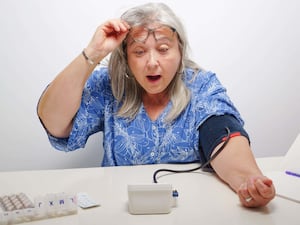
[237,176,275,207]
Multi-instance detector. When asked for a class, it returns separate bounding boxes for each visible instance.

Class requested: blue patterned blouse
[47,67,243,166]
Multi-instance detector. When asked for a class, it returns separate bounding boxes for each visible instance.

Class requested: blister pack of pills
[0,192,77,225]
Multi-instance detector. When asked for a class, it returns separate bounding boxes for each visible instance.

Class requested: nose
[147,50,159,68]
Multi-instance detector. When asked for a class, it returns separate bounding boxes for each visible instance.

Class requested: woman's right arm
[37,19,130,138]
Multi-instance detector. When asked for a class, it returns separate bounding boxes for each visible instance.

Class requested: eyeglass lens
[129,26,176,43]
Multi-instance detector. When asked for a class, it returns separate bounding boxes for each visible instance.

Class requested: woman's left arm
[210,136,276,207]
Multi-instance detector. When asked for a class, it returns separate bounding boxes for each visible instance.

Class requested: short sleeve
[47,67,112,152]
[186,69,244,128]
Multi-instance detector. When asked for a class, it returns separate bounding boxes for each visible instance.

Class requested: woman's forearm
[210,136,262,192]
[210,136,275,207]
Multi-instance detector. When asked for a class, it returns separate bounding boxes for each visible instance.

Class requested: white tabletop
[0,156,299,225]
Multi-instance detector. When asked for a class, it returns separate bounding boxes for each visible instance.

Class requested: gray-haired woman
[37,2,275,208]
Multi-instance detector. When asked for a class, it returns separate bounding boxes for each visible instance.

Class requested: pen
[285,170,300,178]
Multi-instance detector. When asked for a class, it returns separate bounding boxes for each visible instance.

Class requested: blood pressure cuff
[198,114,250,168]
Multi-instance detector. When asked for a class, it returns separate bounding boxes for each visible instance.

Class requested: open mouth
[146,75,161,81]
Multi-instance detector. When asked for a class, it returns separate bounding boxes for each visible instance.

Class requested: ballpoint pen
[285,170,300,178]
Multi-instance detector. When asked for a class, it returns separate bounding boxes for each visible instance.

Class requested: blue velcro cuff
[198,114,250,167]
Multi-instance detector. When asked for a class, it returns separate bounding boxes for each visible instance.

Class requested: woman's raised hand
[85,19,130,63]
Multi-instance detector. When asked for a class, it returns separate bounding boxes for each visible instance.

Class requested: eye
[133,47,146,56]
[158,45,169,53]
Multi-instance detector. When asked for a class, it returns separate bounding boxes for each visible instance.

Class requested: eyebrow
[127,38,174,50]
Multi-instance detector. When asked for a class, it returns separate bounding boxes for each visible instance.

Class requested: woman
[37,2,275,207]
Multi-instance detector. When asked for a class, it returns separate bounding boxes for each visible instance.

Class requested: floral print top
[47,67,243,166]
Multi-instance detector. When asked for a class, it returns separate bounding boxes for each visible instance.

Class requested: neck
[142,91,170,107]
[142,91,170,121]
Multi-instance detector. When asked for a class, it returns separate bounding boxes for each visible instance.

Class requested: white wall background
[0,0,299,171]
